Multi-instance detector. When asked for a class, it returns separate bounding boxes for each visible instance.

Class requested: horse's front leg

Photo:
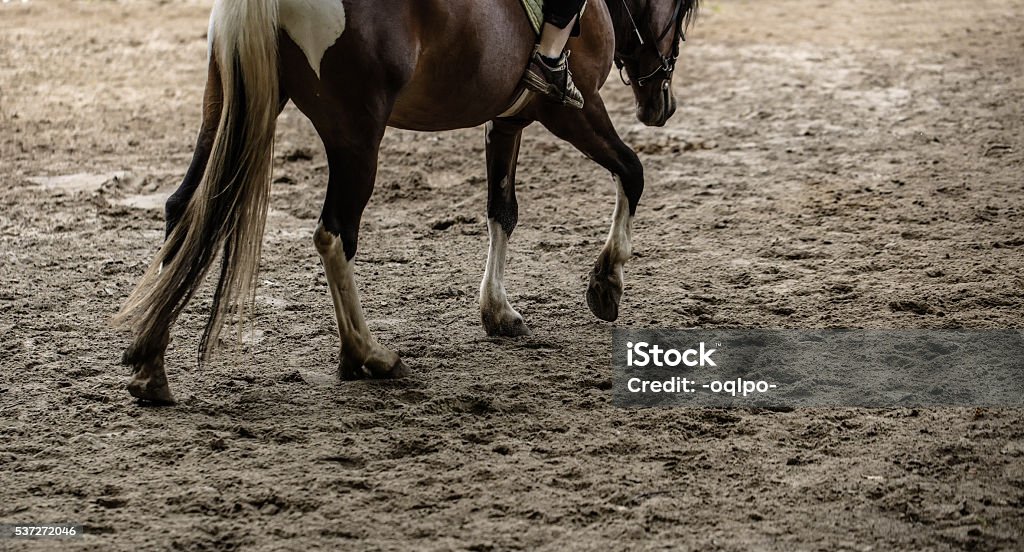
[537,96,644,322]
[480,119,533,336]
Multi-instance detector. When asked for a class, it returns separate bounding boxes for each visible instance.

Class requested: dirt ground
[2,0,1023,550]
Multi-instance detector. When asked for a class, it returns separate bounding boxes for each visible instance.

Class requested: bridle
[613,0,688,89]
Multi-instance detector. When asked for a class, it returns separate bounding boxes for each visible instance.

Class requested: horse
[114,0,699,404]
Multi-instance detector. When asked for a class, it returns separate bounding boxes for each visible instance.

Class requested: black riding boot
[522,47,585,109]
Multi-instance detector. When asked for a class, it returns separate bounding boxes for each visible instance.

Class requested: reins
[614,0,688,89]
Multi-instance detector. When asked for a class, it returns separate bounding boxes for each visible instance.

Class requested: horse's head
[609,0,699,127]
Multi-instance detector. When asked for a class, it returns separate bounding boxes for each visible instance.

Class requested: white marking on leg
[480,218,523,328]
[314,224,403,376]
[602,177,633,271]
[314,224,374,359]
[481,218,510,313]
[279,0,346,78]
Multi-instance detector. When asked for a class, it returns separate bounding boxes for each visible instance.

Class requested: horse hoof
[482,312,532,337]
[587,271,622,322]
[339,354,406,380]
[340,346,408,380]
[127,372,176,405]
[338,356,365,381]
[367,355,408,380]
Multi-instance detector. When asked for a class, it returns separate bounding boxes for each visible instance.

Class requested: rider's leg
[543,0,586,33]
[523,0,586,109]
[538,19,576,60]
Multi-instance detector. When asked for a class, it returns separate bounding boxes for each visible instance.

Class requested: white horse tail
[115,0,280,358]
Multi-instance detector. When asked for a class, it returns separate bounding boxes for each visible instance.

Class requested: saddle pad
[521,0,586,35]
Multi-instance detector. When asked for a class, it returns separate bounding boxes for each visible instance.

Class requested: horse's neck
[600,0,632,49]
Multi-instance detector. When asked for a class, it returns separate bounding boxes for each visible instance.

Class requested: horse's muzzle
[636,83,677,127]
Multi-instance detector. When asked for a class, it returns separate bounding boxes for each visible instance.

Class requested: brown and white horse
[115,0,699,403]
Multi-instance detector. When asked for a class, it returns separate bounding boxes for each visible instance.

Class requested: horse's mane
[681,0,700,33]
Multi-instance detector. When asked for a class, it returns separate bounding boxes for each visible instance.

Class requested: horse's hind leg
[480,119,532,337]
[165,56,290,241]
[313,126,407,380]
[537,96,644,322]
[123,330,173,404]
[126,55,293,404]
[122,58,228,405]
[164,57,223,241]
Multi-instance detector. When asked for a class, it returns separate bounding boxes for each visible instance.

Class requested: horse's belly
[388,41,533,129]
[388,80,523,132]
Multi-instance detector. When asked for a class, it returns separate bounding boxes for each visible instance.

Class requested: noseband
[613,0,688,89]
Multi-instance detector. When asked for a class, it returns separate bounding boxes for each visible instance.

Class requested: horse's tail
[114,0,280,358]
